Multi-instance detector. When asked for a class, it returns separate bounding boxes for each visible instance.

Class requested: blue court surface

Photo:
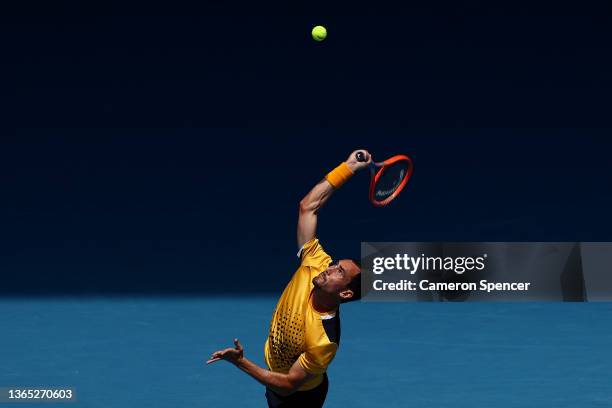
[1,298,611,407]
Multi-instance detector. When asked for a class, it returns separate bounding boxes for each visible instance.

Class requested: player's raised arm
[297,150,371,249]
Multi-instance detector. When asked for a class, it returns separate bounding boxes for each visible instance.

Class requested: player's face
[313,260,360,297]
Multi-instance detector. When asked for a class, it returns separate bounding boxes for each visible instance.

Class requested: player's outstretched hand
[346,149,372,172]
[206,338,244,365]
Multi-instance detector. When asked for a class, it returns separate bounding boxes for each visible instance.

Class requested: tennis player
[207,150,371,407]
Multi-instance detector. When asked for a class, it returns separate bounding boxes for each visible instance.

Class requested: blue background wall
[2,0,611,295]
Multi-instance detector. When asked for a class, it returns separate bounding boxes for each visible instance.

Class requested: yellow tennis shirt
[264,238,340,391]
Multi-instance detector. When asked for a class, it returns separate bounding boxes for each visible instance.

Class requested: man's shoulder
[320,311,341,345]
[297,238,323,258]
[307,309,341,346]
[299,238,332,268]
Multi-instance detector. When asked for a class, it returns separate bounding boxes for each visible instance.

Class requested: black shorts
[265,373,329,408]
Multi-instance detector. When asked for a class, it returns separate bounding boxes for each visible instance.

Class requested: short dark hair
[341,258,362,303]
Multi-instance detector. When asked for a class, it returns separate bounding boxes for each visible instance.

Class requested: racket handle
[356,151,367,162]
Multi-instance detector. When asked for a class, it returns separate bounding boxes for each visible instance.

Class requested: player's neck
[311,289,339,313]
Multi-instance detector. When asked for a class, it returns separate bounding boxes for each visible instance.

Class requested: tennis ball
[311,25,327,42]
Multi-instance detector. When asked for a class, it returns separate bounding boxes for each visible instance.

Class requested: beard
[312,271,327,288]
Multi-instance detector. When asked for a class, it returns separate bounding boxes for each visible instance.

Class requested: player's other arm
[207,339,313,396]
[297,150,371,249]
[235,356,312,396]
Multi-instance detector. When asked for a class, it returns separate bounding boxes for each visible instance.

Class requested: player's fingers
[353,150,366,163]
[206,357,222,364]
[234,338,243,350]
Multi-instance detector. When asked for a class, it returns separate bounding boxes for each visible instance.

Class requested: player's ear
[339,289,354,301]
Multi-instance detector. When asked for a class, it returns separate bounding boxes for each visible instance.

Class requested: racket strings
[374,162,410,200]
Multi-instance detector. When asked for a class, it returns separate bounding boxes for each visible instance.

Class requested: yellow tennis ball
[311,25,327,42]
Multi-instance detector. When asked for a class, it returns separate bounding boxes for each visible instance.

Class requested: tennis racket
[356,151,414,207]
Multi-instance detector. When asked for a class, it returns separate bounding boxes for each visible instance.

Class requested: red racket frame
[368,154,414,207]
